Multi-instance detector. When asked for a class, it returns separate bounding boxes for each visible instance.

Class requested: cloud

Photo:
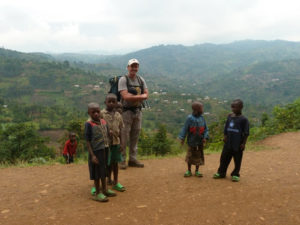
[0,0,300,53]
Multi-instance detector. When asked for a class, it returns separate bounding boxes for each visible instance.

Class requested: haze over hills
[50,40,300,75]
[1,40,300,119]
[50,40,300,107]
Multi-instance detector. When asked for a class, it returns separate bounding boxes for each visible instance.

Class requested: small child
[115,102,123,114]
[85,102,116,202]
[101,94,126,192]
[213,99,249,182]
[179,101,209,177]
[62,132,77,164]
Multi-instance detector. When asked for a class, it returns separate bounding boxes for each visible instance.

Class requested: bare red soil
[0,132,299,225]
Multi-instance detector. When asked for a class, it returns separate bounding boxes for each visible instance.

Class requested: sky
[1,0,300,54]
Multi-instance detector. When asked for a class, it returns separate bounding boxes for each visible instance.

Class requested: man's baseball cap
[128,58,139,66]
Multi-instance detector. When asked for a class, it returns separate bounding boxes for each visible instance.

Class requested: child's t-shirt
[224,115,249,151]
[101,109,124,145]
[63,139,77,156]
[84,119,109,151]
[179,114,209,147]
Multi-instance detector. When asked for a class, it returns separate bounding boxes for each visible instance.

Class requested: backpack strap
[124,75,144,94]
[136,75,144,94]
[124,75,130,91]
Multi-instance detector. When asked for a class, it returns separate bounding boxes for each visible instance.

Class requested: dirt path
[1,132,300,225]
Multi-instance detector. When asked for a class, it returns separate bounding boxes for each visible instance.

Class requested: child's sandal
[213,173,224,179]
[195,171,203,177]
[113,183,126,192]
[93,193,108,202]
[232,176,240,182]
[91,187,96,196]
[105,189,117,197]
[184,170,192,177]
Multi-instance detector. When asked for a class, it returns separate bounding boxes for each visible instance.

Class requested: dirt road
[1,132,299,225]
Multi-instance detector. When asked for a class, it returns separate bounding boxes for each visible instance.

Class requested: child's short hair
[105,93,117,101]
[232,99,243,108]
[192,101,203,108]
[87,102,100,110]
[69,132,76,138]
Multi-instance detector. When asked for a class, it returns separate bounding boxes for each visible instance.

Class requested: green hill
[1,40,300,131]
[51,40,300,107]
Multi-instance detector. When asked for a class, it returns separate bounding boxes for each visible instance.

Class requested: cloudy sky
[1,0,300,54]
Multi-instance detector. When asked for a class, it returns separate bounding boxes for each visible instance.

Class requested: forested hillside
[52,40,300,107]
[1,42,300,163]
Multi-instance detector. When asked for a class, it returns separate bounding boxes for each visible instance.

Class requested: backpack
[108,76,122,101]
[108,75,144,102]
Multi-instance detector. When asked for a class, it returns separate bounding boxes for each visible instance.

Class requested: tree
[139,129,153,156]
[152,124,171,156]
[0,123,55,163]
[273,98,300,131]
[261,112,269,127]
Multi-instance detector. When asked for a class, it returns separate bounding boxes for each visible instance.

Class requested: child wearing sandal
[179,101,209,177]
[85,102,116,202]
[101,93,126,192]
[213,99,249,182]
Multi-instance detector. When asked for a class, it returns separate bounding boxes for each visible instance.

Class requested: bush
[0,123,55,163]
[152,124,172,156]
[139,129,154,156]
[139,125,173,156]
[273,98,300,131]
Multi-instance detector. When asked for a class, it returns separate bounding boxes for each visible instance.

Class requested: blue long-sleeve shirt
[179,114,209,147]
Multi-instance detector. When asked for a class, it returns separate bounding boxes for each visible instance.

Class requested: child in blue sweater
[179,102,209,177]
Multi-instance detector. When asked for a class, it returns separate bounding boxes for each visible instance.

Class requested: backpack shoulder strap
[124,75,129,90]
[136,75,144,93]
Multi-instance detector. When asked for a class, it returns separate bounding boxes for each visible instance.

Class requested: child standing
[101,94,126,192]
[179,101,209,177]
[85,102,116,202]
[213,99,249,182]
[115,102,123,114]
[62,132,77,164]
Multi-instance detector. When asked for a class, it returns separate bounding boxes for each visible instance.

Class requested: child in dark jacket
[213,99,249,182]
[179,102,209,177]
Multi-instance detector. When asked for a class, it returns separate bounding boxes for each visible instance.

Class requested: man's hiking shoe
[105,189,117,197]
[113,183,126,192]
[184,170,192,177]
[93,193,108,202]
[128,160,144,168]
[232,176,240,182]
[195,171,203,177]
[213,173,225,179]
[91,187,96,196]
[119,161,127,170]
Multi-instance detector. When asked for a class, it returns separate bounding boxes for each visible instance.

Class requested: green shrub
[0,123,55,163]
